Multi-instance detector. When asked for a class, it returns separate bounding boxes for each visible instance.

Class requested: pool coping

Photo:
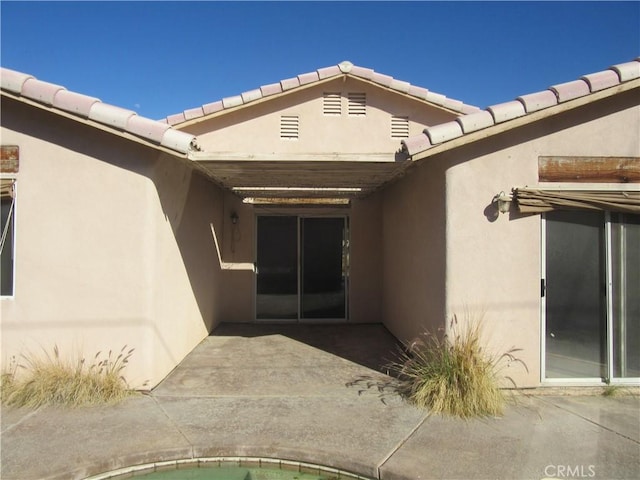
[85,456,374,480]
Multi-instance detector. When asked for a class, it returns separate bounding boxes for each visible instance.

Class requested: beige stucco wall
[182,77,458,156]
[1,99,226,388]
[212,197,384,324]
[381,160,448,343]
[445,90,639,387]
[383,88,639,387]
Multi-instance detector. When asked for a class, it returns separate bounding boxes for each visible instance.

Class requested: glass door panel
[256,216,298,319]
[545,211,606,378]
[611,213,640,378]
[301,218,347,319]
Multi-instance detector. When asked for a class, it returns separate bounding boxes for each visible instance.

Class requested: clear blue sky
[2,1,639,120]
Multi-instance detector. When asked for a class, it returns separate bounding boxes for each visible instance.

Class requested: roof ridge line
[0,67,199,155]
[163,61,480,126]
[401,58,640,157]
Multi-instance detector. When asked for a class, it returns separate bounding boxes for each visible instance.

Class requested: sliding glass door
[256,215,348,321]
[544,211,639,382]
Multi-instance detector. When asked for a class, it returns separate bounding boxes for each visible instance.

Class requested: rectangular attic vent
[391,116,410,138]
[348,92,366,116]
[280,115,299,139]
[323,93,341,115]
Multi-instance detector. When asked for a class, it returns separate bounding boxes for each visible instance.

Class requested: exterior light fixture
[493,191,512,214]
[230,212,239,224]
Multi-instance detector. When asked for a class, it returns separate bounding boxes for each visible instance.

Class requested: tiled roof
[0,68,199,155]
[401,58,640,157]
[163,61,480,126]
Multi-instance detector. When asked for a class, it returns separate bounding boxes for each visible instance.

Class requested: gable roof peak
[338,61,354,73]
[164,62,479,126]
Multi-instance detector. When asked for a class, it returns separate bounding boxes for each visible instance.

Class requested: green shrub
[390,314,527,418]
[1,345,136,408]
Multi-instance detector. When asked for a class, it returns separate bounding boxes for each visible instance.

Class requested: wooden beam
[539,156,640,183]
[1,146,19,173]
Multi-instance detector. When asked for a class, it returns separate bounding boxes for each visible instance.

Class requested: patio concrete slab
[155,395,425,478]
[0,396,193,480]
[380,395,640,480]
[1,324,639,480]
[536,394,640,442]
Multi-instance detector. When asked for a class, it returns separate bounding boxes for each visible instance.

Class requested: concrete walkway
[1,324,639,480]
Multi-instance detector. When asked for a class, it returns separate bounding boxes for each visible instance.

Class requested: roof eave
[173,75,346,130]
[407,79,640,163]
[1,90,194,159]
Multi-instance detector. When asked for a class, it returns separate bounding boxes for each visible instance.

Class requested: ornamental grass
[390,314,527,418]
[1,345,136,408]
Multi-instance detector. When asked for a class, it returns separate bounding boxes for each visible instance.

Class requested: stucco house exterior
[1,59,638,389]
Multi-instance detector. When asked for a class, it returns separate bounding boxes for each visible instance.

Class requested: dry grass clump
[390,315,527,418]
[1,345,136,408]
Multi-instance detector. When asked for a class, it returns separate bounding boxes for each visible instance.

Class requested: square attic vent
[280,115,299,139]
[348,92,366,116]
[323,92,341,115]
[391,115,409,138]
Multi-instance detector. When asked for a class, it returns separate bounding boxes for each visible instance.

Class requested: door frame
[253,212,350,323]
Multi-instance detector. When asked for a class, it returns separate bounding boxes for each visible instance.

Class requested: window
[1,179,15,296]
[347,93,366,116]
[280,115,299,139]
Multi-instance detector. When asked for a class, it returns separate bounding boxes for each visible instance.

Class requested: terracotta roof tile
[349,65,375,79]
[407,85,430,100]
[184,106,205,120]
[0,67,199,155]
[202,100,224,115]
[88,102,137,129]
[390,79,411,93]
[455,110,494,134]
[517,90,558,113]
[127,115,171,143]
[424,91,447,106]
[222,95,243,109]
[22,78,65,105]
[317,65,342,79]
[280,77,300,91]
[611,61,640,82]
[241,88,262,103]
[163,61,477,125]
[488,100,526,124]
[53,90,100,116]
[401,133,432,154]
[370,72,394,87]
[166,113,186,126]
[260,83,283,97]
[581,70,620,92]
[1,69,33,93]
[443,98,463,112]
[550,79,591,102]
[402,58,639,157]
[298,71,319,85]
[160,128,197,153]
[424,121,463,144]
